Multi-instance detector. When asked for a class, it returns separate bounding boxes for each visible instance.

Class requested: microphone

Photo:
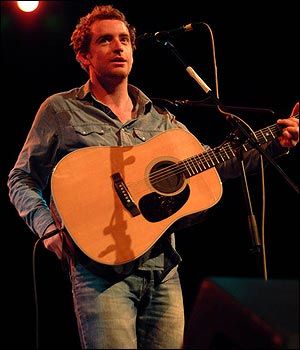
[136,22,201,42]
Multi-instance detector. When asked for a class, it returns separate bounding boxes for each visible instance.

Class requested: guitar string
[125,112,298,195]
[146,117,297,186]
[144,123,282,186]
[126,122,283,195]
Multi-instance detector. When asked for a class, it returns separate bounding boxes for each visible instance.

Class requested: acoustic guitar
[51,118,295,265]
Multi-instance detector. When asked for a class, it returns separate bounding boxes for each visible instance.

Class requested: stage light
[17,1,39,13]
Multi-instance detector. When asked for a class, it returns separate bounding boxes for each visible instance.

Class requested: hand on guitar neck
[276,101,299,148]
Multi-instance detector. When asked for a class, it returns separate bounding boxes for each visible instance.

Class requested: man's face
[86,19,133,83]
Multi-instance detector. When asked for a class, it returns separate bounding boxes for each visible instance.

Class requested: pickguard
[139,185,190,222]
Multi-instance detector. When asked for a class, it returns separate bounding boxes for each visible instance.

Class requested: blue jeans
[69,262,185,349]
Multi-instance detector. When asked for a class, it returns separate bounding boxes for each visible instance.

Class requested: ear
[76,52,90,67]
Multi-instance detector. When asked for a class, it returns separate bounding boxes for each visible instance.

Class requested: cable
[201,22,271,275]
[259,155,268,281]
[197,22,220,99]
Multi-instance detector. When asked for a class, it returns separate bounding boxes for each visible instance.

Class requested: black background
[1,1,299,348]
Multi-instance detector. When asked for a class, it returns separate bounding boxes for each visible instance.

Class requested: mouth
[110,57,126,63]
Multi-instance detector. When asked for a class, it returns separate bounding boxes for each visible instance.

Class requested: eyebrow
[94,32,130,42]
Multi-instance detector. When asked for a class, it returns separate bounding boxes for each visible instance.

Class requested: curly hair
[70,4,136,56]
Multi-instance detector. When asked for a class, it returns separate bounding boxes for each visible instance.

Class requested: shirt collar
[75,80,153,115]
[75,80,92,100]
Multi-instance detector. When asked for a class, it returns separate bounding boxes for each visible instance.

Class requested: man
[7,4,299,349]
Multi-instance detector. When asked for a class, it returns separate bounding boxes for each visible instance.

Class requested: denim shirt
[7,81,286,277]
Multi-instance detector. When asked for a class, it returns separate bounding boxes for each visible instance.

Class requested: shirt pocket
[74,124,106,136]
[72,124,112,146]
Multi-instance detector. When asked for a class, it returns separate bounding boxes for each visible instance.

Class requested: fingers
[279,131,298,147]
[290,101,299,118]
[43,234,63,259]
[277,117,299,139]
[277,117,298,128]
[277,114,299,148]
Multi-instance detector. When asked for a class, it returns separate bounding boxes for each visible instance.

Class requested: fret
[189,157,198,173]
[184,159,192,176]
[257,129,268,143]
[266,126,276,139]
[182,156,200,178]
[217,148,225,162]
[242,123,280,152]
[207,151,216,166]
[196,154,207,171]
[182,160,192,177]
[259,127,276,143]
[222,144,231,160]
[192,155,203,173]
[228,144,236,158]
[202,153,213,168]
[201,153,212,169]
[212,150,221,164]
[256,124,280,142]
[242,144,248,152]
[212,149,222,163]
[213,147,226,163]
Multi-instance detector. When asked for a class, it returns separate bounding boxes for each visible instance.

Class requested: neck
[90,77,134,123]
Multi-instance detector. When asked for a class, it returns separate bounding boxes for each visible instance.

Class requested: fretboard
[180,121,288,178]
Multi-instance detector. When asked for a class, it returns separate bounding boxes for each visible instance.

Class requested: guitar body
[51,128,222,265]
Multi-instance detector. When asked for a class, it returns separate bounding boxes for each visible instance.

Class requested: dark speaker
[184,277,299,349]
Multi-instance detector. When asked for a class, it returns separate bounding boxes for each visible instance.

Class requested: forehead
[90,19,129,36]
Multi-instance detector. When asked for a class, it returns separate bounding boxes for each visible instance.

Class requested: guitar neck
[180,115,298,178]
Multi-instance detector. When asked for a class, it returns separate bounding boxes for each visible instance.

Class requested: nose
[112,38,124,52]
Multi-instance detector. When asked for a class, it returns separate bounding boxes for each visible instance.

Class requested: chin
[110,71,128,80]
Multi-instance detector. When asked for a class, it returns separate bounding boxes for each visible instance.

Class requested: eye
[120,35,130,44]
[96,35,111,45]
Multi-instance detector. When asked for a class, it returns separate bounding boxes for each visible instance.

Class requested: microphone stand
[154,37,299,195]
[154,37,299,271]
[172,100,276,115]
[151,98,276,115]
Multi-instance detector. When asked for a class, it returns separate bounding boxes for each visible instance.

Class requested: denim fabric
[70,261,184,349]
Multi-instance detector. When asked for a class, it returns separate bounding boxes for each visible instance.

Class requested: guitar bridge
[112,172,141,217]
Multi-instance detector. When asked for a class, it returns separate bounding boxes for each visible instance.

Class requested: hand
[43,224,63,259]
[277,102,299,148]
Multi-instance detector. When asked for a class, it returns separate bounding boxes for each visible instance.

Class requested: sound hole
[150,160,184,194]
